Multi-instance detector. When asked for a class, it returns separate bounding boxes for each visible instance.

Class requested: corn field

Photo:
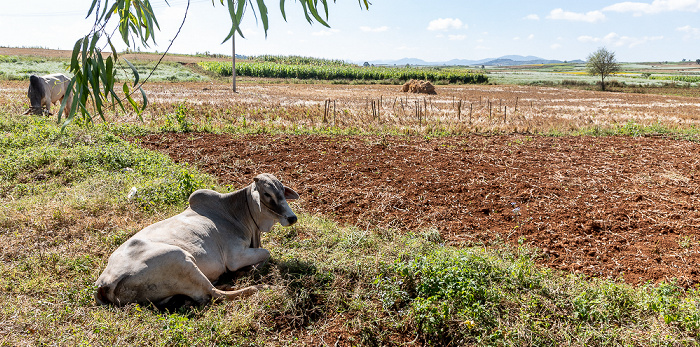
[249,54,353,67]
[198,61,488,84]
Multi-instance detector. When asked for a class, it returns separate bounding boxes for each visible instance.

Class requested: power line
[0,0,210,18]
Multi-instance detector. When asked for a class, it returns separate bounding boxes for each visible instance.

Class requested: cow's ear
[284,186,299,200]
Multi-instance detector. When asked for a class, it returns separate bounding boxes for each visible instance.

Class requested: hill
[365,55,583,67]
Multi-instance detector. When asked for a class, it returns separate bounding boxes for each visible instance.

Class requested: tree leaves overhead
[64,0,370,128]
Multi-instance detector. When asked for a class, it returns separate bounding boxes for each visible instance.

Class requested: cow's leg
[213,247,275,296]
[155,248,273,304]
[63,93,73,118]
[105,246,223,306]
[225,247,271,273]
[41,96,51,116]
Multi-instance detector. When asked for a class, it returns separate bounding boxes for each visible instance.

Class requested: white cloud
[577,32,663,47]
[677,25,700,39]
[578,35,599,43]
[360,26,389,33]
[547,8,606,22]
[448,34,467,41]
[427,18,465,31]
[513,36,521,41]
[312,29,340,36]
[528,34,535,40]
[603,0,700,15]
[551,43,563,49]
[524,14,540,20]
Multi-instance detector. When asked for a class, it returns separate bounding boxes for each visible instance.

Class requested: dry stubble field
[3,77,700,286]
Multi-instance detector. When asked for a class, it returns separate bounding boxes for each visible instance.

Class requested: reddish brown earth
[136,132,700,286]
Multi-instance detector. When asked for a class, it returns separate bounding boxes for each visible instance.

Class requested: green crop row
[198,61,488,84]
[249,54,353,67]
[649,75,700,83]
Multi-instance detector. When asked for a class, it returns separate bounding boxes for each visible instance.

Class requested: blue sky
[1,0,699,63]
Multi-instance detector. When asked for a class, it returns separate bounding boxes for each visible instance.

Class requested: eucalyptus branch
[63,0,370,129]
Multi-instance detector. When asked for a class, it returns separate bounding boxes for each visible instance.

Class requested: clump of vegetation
[113,60,208,82]
[0,114,212,211]
[649,75,700,84]
[198,60,488,84]
[162,102,194,132]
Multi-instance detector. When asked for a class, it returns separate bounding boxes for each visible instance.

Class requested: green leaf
[105,56,114,87]
[123,83,140,112]
[222,0,246,42]
[306,0,330,27]
[279,0,287,20]
[87,0,100,18]
[71,38,83,71]
[81,35,89,68]
[123,58,140,86]
[57,78,75,124]
[256,0,269,35]
[138,86,148,120]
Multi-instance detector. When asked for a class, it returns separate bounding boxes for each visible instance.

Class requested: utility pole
[232,34,236,92]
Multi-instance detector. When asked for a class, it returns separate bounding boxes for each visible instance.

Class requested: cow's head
[26,75,44,115]
[252,173,299,227]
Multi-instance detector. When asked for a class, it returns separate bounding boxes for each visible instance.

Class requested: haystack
[401,79,437,95]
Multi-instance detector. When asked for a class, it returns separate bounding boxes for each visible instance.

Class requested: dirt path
[136,132,700,286]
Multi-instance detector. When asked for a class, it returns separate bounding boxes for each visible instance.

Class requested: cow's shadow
[155,258,319,313]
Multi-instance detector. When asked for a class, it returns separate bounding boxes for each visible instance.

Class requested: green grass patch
[114,60,208,82]
[649,75,700,83]
[0,55,207,82]
[0,55,70,80]
[572,120,700,141]
[0,113,214,211]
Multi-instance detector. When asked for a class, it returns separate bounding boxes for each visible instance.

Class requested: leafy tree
[586,47,620,91]
[61,0,370,127]
[696,59,700,65]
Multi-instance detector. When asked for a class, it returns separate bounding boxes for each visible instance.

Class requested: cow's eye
[263,192,272,199]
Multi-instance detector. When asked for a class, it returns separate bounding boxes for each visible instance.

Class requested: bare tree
[586,47,620,91]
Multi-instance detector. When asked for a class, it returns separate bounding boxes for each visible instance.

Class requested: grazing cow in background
[24,73,72,117]
[94,173,300,309]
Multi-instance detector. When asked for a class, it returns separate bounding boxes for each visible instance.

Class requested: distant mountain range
[360,55,584,67]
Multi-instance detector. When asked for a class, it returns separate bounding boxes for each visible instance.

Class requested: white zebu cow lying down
[95,173,299,308]
[24,73,72,116]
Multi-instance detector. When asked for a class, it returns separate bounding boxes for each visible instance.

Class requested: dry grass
[4,80,700,136]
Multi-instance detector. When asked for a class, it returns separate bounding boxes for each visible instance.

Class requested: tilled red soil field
[136,132,700,286]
